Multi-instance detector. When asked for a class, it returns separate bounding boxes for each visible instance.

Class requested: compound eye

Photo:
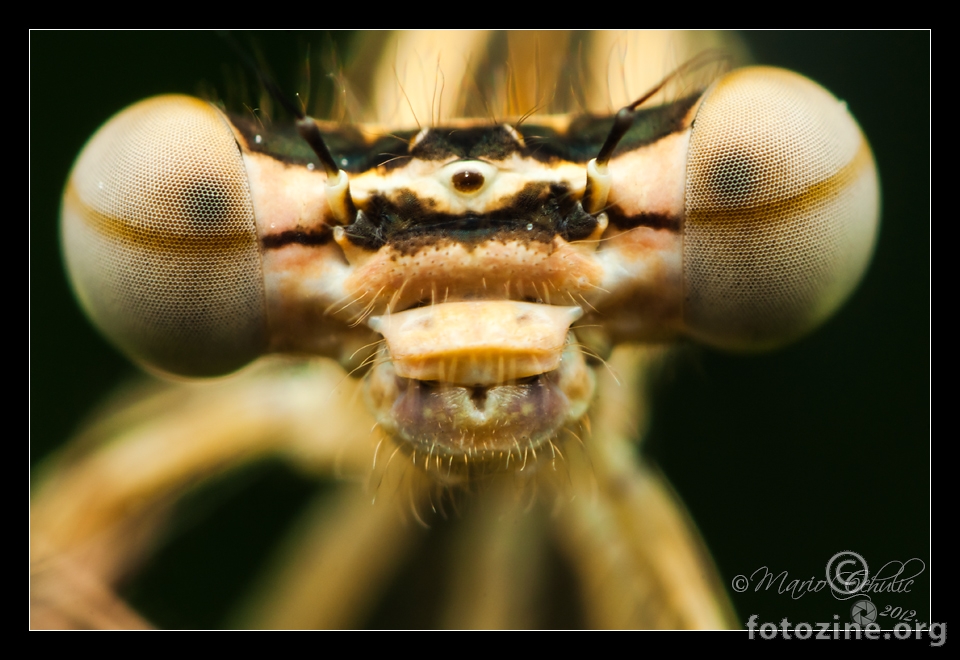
[682,67,880,350]
[61,95,267,377]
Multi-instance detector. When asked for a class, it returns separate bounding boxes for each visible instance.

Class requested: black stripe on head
[231,93,703,171]
[606,208,681,232]
[409,126,523,161]
[229,115,416,172]
[518,93,702,162]
[344,182,599,254]
[262,227,333,249]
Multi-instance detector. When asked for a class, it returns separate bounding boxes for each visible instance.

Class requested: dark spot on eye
[704,149,774,208]
[452,169,484,193]
[182,178,234,226]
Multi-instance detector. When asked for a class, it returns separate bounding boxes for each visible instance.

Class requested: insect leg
[550,346,737,629]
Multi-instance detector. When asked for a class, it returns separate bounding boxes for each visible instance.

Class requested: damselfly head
[61,32,879,473]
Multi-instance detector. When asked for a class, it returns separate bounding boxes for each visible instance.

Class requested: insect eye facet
[682,67,880,350]
[61,95,267,377]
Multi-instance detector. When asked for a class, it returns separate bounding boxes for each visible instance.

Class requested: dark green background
[31,31,930,628]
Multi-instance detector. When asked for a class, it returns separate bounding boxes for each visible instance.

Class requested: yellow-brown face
[61,46,878,477]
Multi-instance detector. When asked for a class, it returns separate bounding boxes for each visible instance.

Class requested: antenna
[218,31,358,225]
[582,50,729,214]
